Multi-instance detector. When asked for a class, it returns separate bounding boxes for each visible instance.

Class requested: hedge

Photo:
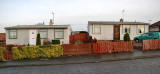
[0,47,5,61]
[12,45,63,60]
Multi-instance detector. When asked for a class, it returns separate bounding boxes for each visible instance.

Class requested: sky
[0,0,160,33]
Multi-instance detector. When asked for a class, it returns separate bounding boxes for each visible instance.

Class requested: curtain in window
[9,30,17,39]
[137,25,144,34]
[93,25,101,34]
[123,25,130,33]
[55,29,64,39]
[38,29,48,38]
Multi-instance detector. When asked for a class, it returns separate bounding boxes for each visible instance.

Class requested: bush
[79,31,88,34]
[0,47,5,61]
[75,40,83,44]
[43,39,51,45]
[36,33,41,46]
[51,40,60,44]
[12,45,63,60]
[123,33,130,41]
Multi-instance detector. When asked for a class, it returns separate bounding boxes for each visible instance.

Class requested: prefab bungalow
[5,25,72,45]
[88,19,149,40]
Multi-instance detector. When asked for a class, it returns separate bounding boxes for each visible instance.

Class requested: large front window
[137,25,145,34]
[9,30,17,39]
[123,25,130,34]
[55,29,64,39]
[92,25,101,34]
[38,29,48,39]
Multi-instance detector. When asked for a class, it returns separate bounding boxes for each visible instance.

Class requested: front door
[114,25,120,40]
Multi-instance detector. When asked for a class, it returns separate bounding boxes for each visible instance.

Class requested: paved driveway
[1,57,160,74]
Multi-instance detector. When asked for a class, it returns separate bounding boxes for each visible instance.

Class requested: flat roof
[88,21,149,25]
[5,25,70,29]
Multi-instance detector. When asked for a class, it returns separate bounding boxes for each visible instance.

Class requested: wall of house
[6,29,29,45]
[89,24,149,40]
[47,26,71,44]
[120,25,149,40]
[6,26,71,45]
[89,24,113,40]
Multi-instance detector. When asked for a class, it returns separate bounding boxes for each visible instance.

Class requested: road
[0,57,160,74]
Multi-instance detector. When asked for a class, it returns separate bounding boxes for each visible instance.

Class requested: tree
[36,33,41,46]
[123,33,130,41]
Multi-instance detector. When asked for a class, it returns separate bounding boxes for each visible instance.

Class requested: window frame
[92,24,101,34]
[9,30,17,39]
[137,25,145,34]
[54,29,64,39]
[123,25,130,34]
[38,29,48,39]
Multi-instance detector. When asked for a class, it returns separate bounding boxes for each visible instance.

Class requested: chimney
[120,18,123,22]
[49,19,53,25]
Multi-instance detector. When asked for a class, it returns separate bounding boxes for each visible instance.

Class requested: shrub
[0,47,5,61]
[75,40,83,44]
[43,39,51,45]
[124,33,130,41]
[79,31,88,34]
[12,45,63,60]
[36,33,41,46]
[51,40,60,44]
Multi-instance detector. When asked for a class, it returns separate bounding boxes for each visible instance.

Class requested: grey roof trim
[5,25,70,29]
[88,21,149,25]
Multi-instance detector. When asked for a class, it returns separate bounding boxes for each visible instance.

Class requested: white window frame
[9,30,17,39]
[54,29,64,39]
[92,24,101,34]
[123,25,130,34]
[137,25,145,34]
[38,29,48,39]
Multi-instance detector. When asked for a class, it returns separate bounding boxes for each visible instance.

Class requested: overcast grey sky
[0,0,160,32]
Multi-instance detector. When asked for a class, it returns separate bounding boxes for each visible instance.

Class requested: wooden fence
[92,41,133,54]
[143,39,160,50]
[63,41,133,55]
[70,33,89,44]
[63,43,92,55]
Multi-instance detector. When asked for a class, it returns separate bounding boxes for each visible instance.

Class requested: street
[0,57,160,74]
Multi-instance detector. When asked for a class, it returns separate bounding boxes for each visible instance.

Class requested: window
[92,25,101,34]
[54,29,64,39]
[38,29,48,39]
[137,25,144,34]
[148,32,155,36]
[9,30,17,39]
[123,25,130,33]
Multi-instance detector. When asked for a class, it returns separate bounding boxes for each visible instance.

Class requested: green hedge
[12,45,63,60]
[0,47,5,61]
